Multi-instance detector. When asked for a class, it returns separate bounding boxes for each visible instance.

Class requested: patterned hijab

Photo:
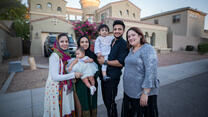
[53,33,71,63]
[53,34,73,92]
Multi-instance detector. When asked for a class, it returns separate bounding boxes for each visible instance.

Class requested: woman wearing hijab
[74,36,102,117]
[43,33,82,117]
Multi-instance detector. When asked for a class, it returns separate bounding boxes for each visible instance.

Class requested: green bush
[198,43,208,54]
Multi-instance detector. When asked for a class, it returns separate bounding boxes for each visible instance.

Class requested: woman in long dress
[43,33,82,117]
[74,36,102,117]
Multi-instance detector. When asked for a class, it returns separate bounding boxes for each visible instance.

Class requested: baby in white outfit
[94,24,114,81]
[66,47,98,95]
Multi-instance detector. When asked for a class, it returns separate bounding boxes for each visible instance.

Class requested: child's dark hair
[113,20,125,29]
[76,47,85,54]
[98,24,109,32]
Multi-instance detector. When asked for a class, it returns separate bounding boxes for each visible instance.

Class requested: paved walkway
[97,71,208,117]
[0,59,208,117]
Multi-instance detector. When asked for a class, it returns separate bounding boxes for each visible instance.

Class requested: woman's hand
[75,72,82,79]
[140,93,148,107]
[84,58,93,63]
[68,67,72,72]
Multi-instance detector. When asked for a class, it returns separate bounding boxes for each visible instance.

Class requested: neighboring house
[95,0,141,22]
[29,0,75,56]
[94,0,169,52]
[141,7,208,51]
[0,21,22,63]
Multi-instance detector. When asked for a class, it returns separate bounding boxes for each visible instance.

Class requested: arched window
[57,7,62,12]
[133,13,136,18]
[120,11,122,16]
[36,4,42,9]
[127,10,129,16]
[145,32,149,38]
[47,2,52,8]
[144,32,149,43]
[151,33,156,46]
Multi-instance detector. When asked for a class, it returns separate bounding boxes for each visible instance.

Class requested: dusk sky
[22,0,208,29]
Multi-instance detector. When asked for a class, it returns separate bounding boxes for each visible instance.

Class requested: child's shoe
[90,86,96,95]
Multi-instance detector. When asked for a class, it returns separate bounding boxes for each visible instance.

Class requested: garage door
[41,33,49,56]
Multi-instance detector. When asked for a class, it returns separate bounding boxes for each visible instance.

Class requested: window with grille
[172,15,181,23]
[120,11,122,16]
[47,2,52,8]
[36,4,42,9]
[133,13,136,18]
[127,10,129,16]
[154,19,158,24]
[57,7,62,12]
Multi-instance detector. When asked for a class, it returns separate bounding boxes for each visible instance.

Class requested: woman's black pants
[121,93,158,117]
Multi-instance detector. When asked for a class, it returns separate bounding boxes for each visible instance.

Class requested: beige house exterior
[29,0,208,55]
[141,7,208,51]
[29,0,75,56]
[68,0,170,52]
[95,0,141,22]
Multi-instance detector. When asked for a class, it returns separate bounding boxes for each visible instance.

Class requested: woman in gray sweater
[121,27,160,117]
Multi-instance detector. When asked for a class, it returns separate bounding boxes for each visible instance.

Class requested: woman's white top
[49,53,75,81]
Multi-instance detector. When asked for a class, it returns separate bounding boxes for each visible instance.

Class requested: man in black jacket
[98,20,129,117]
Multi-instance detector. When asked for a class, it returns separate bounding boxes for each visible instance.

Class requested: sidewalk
[0,59,208,117]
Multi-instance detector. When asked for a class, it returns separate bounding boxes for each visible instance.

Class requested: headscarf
[53,33,72,91]
[53,33,71,63]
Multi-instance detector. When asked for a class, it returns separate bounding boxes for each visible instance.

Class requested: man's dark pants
[101,78,120,117]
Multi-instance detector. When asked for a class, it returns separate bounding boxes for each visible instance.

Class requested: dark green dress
[75,76,98,110]
[75,48,102,116]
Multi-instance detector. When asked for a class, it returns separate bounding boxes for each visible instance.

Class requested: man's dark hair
[98,24,110,32]
[113,20,125,29]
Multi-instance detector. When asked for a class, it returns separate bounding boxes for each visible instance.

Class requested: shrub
[198,43,208,54]
[72,20,99,40]
[185,45,194,51]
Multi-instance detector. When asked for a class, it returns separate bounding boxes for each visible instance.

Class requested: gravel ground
[7,67,48,92]
[1,51,208,93]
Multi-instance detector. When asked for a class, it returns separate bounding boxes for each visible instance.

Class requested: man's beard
[114,34,123,39]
